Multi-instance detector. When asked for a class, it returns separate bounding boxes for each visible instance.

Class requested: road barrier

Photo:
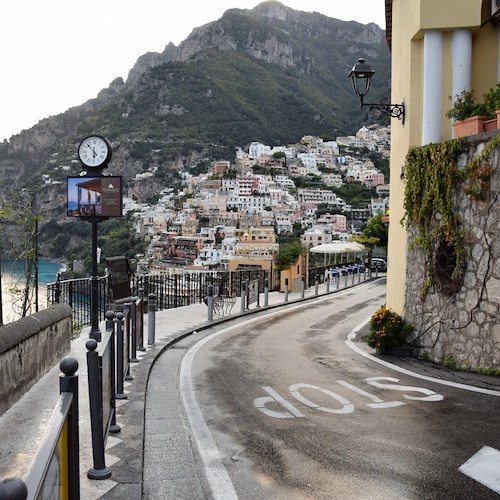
[0,357,80,500]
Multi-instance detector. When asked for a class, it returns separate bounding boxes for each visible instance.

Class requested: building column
[451,29,472,98]
[451,29,472,137]
[422,30,444,145]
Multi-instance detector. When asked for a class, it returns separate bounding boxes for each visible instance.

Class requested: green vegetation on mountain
[0,1,391,267]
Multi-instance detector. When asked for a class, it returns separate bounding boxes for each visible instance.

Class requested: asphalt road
[182,280,500,499]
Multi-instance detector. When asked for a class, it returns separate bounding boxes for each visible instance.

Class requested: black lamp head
[348,58,376,98]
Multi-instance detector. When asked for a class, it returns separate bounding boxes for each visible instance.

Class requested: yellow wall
[386,0,498,314]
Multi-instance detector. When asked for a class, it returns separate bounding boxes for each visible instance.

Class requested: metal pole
[89,221,101,341]
[59,357,80,499]
[284,278,289,302]
[124,304,133,380]
[207,285,214,321]
[115,312,127,399]
[315,277,319,296]
[108,315,121,435]
[301,277,305,298]
[137,290,146,352]
[240,281,246,313]
[130,301,138,363]
[86,339,111,480]
[326,275,330,293]
[264,278,269,307]
[246,280,250,310]
[148,293,156,344]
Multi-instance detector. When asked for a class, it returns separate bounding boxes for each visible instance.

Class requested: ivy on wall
[401,134,500,300]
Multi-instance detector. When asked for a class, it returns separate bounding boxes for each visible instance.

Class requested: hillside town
[122,124,390,275]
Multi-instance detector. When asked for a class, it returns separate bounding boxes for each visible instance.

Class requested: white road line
[346,319,500,397]
[459,446,500,494]
[180,336,238,500]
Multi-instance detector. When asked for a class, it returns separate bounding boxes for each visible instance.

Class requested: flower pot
[452,115,489,138]
[484,117,497,132]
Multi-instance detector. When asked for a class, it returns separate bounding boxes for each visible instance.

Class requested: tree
[0,192,40,322]
[363,212,388,250]
[275,239,305,271]
[350,212,388,266]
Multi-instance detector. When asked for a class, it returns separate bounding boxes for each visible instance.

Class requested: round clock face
[78,135,112,168]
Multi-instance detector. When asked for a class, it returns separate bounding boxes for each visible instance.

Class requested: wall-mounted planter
[452,115,489,138]
[484,117,497,132]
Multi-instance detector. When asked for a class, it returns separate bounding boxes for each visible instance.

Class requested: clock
[78,135,112,168]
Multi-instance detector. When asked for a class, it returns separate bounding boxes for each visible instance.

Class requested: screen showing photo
[67,176,122,217]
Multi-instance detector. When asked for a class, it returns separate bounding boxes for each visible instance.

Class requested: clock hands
[86,143,98,159]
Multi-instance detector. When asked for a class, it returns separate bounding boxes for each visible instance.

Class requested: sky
[0,0,386,142]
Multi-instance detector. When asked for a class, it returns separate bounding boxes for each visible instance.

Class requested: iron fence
[47,269,268,327]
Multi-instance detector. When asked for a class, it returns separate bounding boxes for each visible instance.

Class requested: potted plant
[446,90,489,138]
[482,82,500,130]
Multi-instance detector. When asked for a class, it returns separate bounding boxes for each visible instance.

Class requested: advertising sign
[67,176,122,218]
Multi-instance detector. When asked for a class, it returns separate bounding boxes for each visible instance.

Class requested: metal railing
[47,269,268,327]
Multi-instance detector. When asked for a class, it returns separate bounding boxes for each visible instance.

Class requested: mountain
[0,1,390,255]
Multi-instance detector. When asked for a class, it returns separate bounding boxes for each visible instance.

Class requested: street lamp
[348,58,405,124]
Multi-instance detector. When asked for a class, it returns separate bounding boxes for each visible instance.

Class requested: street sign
[248,279,259,306]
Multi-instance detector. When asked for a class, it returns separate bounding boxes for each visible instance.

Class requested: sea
[1,259,65,324]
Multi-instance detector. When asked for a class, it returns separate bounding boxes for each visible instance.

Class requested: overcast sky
[0,0,386,141]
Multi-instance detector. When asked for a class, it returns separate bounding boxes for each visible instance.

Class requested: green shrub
[482,82,500,117]
[445,90,486,121]
[366,306,413,352]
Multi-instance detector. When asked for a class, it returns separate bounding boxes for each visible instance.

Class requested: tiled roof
[385,0,392,49]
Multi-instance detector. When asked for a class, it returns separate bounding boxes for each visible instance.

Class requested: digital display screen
[67,176,122,217]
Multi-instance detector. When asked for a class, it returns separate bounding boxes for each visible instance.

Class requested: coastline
[1,259,63,324]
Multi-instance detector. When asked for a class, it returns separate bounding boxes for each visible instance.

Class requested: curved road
[181,279,500,499]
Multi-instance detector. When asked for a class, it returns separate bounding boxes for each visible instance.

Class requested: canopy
[309,242,366,254]
[309,242,366,265]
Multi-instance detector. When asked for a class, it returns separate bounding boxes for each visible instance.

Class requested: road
[180,279,500,499]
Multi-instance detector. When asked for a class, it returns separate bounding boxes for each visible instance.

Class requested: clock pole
[74,135,114,341]
[89,218,101,341]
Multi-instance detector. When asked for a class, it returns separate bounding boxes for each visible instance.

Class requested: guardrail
[0,358,80,500]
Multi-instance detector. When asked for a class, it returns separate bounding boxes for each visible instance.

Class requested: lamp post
[348,58,405,124]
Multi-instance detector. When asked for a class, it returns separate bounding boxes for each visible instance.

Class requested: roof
[385,0,392,49]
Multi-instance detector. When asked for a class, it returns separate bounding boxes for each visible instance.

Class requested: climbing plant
[401,134,500,300]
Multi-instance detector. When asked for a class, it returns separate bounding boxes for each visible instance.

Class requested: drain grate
[169,345,189,350]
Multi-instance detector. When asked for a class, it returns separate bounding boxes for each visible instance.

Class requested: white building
[249,142,271,159]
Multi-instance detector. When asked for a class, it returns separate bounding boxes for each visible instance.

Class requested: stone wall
[0,304,73,415]
[404,132,500,369]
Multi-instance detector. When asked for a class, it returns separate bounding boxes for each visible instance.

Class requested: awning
[309,242,366,254]
[309,242,366,265]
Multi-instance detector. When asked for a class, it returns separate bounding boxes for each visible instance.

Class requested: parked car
[365,257,387,272]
